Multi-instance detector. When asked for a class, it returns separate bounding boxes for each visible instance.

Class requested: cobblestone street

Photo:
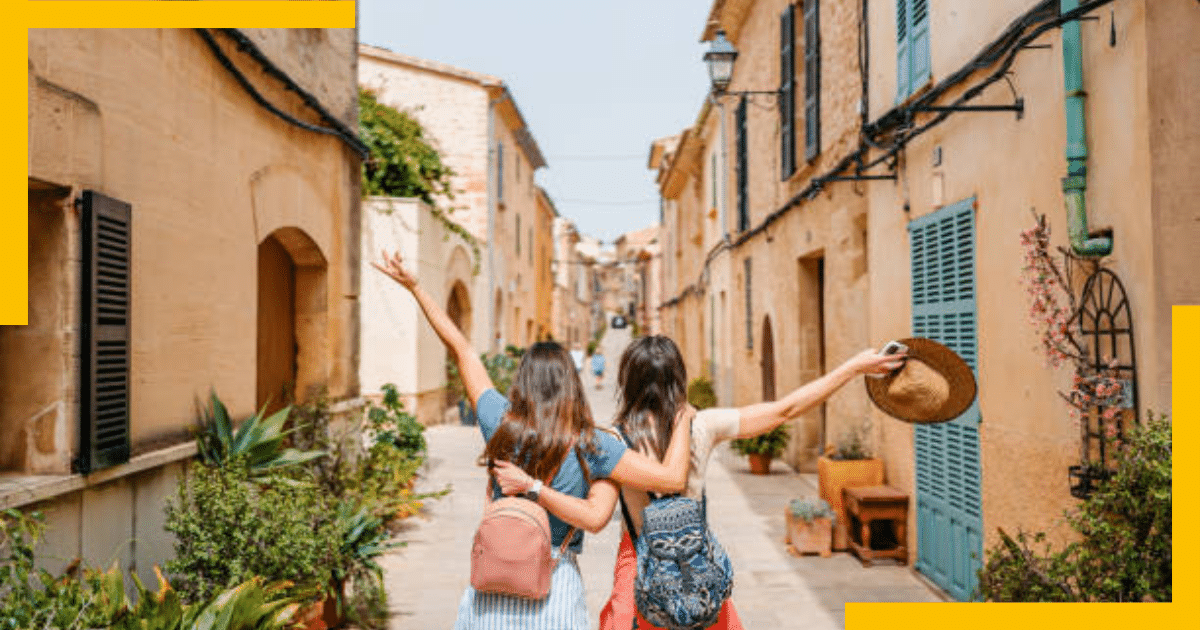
[382,325,942,629]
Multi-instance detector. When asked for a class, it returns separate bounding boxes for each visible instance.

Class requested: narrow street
[382,324,941,629]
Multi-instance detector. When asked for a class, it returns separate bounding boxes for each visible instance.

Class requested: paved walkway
[381,323,941,629]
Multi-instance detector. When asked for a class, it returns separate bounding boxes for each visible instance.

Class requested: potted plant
[731,425,789,475]
[817,421,884,550]
[785,497,835,557]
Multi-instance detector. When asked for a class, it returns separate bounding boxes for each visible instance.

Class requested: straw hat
[865,338,976,424]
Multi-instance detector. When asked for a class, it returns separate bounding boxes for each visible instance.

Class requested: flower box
[785,510,833,557]
[818,456,884,550]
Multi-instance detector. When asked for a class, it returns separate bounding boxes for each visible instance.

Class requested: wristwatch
[525,479,544,501]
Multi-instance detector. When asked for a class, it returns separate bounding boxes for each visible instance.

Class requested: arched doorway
[257,227,327,415]
[445,281,472,407]
[760,316,776,400]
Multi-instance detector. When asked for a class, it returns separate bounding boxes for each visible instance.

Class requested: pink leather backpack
[470,450,580,599]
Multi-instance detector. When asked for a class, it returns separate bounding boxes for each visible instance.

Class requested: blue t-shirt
[476,388,626,553]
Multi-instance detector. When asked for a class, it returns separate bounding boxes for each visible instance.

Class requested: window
[780,4,797,179]
[735,98,749,232]
[516,214,521,255]
[744,258,753,350]
[528,228,533,264]
[896,0,931,101]
[804,0,821,161]
[497,142,505,205]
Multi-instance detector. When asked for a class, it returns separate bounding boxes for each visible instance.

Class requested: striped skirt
[454,550,588,630]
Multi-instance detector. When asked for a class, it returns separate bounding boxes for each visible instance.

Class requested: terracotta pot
[785,510,832,557]
[817,456,884,550]
[298,601,328,630]
[748,453,773,475]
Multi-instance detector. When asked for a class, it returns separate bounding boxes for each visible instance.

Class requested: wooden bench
[843,485,909,567]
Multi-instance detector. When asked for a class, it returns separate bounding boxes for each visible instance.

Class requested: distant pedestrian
[570,345,585,372]
[373,251,697,630]
[591,350,606,389]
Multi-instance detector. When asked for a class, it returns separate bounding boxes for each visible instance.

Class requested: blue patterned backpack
[618,431,733,630]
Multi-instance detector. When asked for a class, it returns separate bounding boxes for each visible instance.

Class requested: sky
[359,0,714,244]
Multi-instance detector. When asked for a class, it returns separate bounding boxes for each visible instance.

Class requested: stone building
[613,225,662,335]
[534,188,558,341]
[358,45,554,358]
[11,28,362,583]
[551,217,600,351]
[653,0,1196,600]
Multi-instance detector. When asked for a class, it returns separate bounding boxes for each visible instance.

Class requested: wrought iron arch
[1068,267,1138,499]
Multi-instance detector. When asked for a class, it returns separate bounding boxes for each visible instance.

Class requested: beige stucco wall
[359,197,486,425]
[17,27,360,588]
[861,0,1191,554]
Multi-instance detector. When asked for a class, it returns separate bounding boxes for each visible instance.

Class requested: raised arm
[492,461,620,533]
[734,348,905,439]
[373,251,492,407]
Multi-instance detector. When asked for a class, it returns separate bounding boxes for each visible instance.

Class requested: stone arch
[257,226,328,414]
[250,164,334,258]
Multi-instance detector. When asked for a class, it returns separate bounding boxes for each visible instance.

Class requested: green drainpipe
[1061,0,1113,257]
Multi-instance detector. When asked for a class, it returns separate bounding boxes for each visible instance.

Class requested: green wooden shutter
[780,3,796,179]
[735,98,749,232]
[909,197,982,601]
[79,191,132,473]
[803,0,821,161]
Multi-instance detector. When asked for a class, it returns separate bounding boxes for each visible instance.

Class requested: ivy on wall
[359,87,481,274]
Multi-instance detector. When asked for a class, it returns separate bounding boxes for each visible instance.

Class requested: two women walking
[375,250,905,630]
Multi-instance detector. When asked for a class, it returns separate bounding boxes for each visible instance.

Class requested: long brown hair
[613,335,688,459]
[484,341,597,481]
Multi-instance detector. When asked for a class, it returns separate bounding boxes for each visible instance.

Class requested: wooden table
[843,485,909,567]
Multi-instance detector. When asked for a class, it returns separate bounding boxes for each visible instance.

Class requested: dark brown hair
[613,335,688,459]
[484,341,596,481]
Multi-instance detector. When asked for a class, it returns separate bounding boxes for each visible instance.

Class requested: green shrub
[0,509,112,630]
[359,88,455,202]
[686,377,717,411]
[829,420,873,460]
[367,384,426,459]
[731,425,789,458]
[978,411,1171,602]
[788,497,837,525]
[164,463,339,603]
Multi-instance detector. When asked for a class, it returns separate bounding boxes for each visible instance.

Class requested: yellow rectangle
[25,1,355,29]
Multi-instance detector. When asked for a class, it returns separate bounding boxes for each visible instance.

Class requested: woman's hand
[848,347,907,376]
[371,250,418,290]
[491,460,535,496]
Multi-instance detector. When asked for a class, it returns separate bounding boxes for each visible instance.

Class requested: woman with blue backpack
[493,334,904,630]
[373,252,700,630]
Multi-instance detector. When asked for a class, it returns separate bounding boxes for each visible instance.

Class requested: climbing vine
[359,87,481,274]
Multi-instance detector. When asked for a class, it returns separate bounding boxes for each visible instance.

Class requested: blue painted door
[908,198,983,601]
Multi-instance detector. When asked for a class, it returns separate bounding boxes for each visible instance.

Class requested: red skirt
[598,531,744,630]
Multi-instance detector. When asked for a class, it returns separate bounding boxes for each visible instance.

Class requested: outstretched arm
[373,251,492,407]
[734,348,905,439]
[607,407,692,493]
[492,461,619,533]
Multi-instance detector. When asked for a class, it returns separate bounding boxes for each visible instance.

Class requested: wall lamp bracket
[913,97,1024,120]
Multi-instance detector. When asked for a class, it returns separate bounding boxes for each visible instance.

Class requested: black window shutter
[804,0,821,161]
[780,4,796,179]
[79,190,131,474]
[735,98,749,232]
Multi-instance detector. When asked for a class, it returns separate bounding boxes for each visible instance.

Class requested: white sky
[359,0,713,243]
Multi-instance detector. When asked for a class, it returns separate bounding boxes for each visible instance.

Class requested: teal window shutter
[909,0,931,94]
[896,0,931,100]
[895,0,910,101]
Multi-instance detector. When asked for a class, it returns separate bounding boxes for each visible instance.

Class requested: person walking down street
[591,349,606,390]
[373,251,699,630]
[494,335,905,630]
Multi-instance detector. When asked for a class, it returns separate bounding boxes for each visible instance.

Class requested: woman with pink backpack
[373,252,697,630]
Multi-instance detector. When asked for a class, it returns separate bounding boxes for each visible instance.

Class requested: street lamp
[704,30,738,93]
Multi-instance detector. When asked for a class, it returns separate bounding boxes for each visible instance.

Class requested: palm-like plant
[195,392,325,475]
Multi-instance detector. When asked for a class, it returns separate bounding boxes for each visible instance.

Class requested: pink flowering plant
[1019,212,1126,431]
